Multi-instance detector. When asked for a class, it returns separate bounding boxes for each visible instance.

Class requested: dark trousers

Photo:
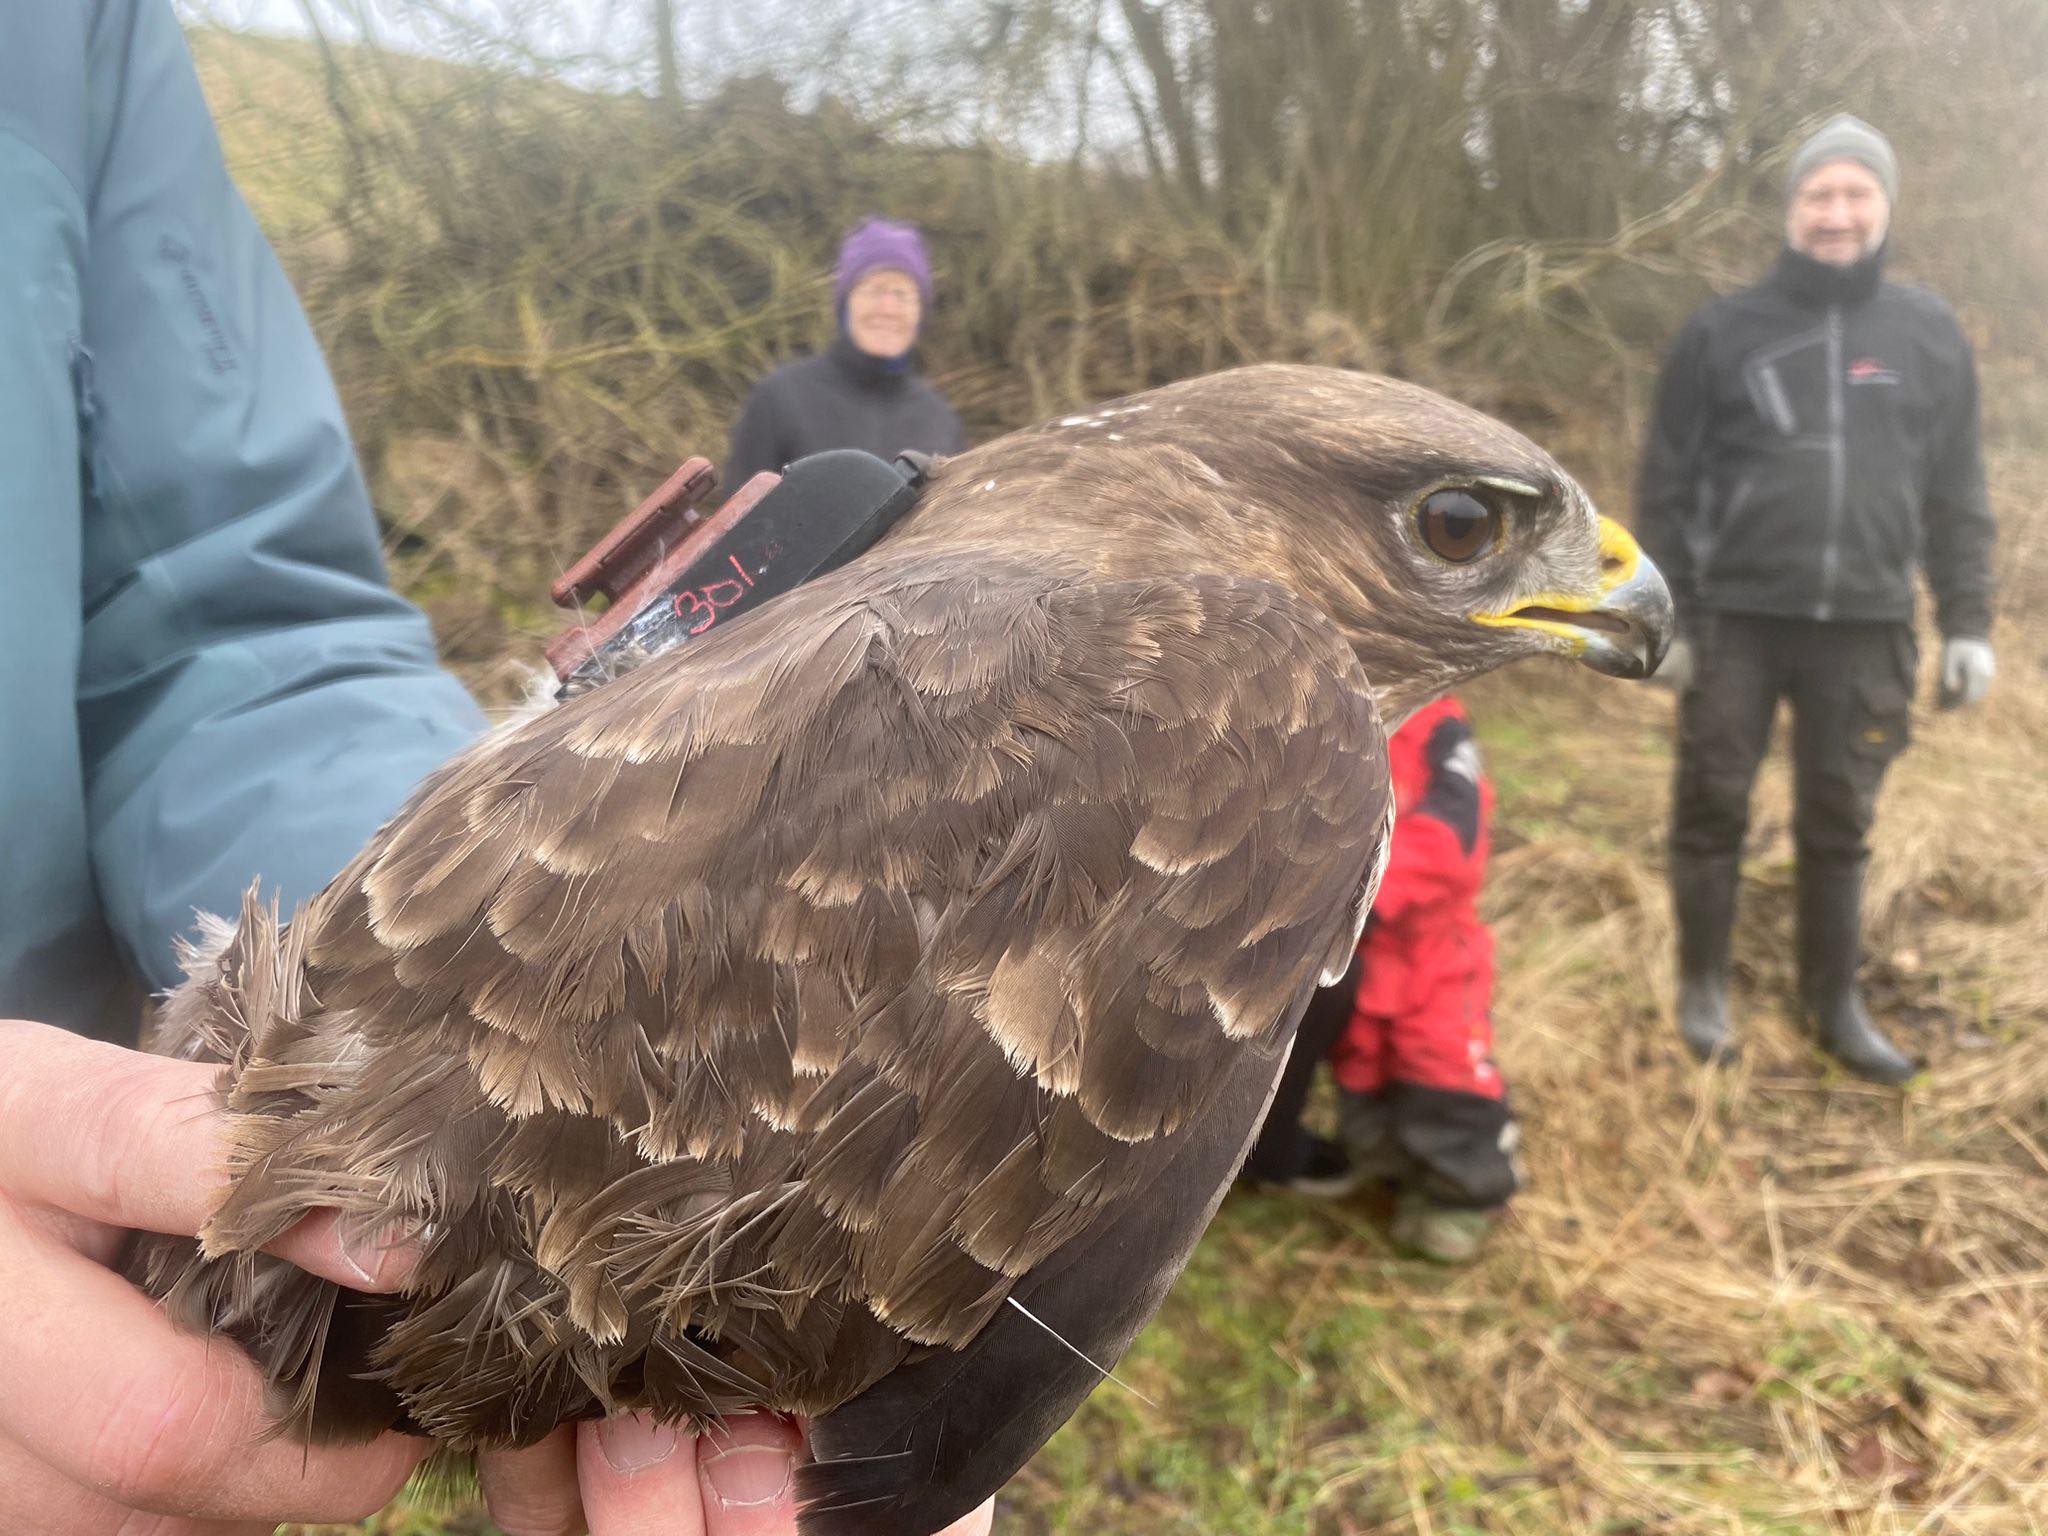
[1241,960,1357,1182]
[1338,1083,1519,1210]
[1670,613,1915,992]
[1244,960,1519,1209]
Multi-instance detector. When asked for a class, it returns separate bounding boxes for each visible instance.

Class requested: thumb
[573,1414,711,1536]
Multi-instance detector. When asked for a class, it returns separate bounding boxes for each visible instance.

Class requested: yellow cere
[1596,516,1643,593]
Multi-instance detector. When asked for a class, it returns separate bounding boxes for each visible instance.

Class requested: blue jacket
[1,0,484,1037]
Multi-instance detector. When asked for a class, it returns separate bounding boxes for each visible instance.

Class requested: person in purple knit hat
[725,217,966,488]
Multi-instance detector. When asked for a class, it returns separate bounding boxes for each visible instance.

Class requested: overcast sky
[177,0,969,101]
[176,0,1139,164]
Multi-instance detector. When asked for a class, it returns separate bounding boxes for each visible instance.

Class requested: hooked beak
[1472,517,1675,679]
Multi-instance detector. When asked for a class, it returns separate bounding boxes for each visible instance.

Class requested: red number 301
[672,553,762,636]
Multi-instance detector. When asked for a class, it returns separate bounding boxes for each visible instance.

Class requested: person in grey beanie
[1636,114,1996,1082]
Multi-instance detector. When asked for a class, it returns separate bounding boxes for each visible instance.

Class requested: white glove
[1940,636,1995,708]
[1652,635,1696,692]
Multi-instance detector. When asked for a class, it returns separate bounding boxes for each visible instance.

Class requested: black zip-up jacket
[1636,246,1994,639]
[725,335,965,491]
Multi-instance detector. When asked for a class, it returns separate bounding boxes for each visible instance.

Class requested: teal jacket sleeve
[68,0,485,989]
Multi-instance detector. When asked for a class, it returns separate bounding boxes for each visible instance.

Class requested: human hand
[0,1018,428,1534]
[1650,633,1695,691]
[0,1019,999,1536]
[474,1409,997,1535]
[1939,635,1994,708]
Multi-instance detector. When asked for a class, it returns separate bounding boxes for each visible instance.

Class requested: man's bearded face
[1788,160,1890,266]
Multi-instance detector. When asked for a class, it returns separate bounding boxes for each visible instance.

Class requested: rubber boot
[1672,854,1740,1063]
[1390,1189,1496,1265]
[1798,856,1916,1086]
[1284,1135,1369,1200]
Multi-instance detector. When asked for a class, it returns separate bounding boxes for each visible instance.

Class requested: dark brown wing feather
[131,549,1391,1521]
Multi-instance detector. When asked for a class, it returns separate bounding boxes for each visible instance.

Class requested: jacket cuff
[1936,598,1992,643]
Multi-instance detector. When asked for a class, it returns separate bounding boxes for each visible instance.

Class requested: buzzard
[129,365,1670,1534]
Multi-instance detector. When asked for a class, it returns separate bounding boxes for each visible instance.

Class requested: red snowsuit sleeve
[1368,702,1489,923]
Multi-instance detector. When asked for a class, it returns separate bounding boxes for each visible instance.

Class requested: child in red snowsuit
[1242,695,1517,1257]
[1333,694,1518,1232]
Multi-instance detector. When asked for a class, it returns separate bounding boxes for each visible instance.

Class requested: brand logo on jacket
[1846,356,1900,387]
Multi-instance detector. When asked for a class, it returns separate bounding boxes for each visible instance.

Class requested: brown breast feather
[131,548,1392,1463]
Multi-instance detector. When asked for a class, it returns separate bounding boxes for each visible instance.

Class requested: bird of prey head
[911,364,1670,724]
[130,365,1670,1536]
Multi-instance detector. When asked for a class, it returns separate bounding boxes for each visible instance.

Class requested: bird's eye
[1417,489,1503,563]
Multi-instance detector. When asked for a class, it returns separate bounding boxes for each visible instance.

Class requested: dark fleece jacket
[725,335,965,491]
[1636,245,1994,639]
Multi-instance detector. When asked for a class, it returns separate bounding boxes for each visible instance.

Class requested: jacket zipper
[70,334,104,505]
[1817,306,1845,620]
